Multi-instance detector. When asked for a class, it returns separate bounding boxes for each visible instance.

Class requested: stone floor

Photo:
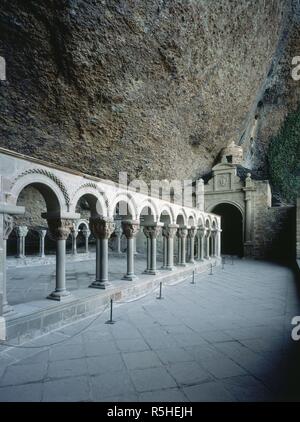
[1,259,300,402]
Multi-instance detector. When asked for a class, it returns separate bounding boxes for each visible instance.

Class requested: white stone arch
[205,216,212,229]
[206,199,245,219]
[109,192,138,220]
[158,204,175,224]
[70,185,108,217]
[197,214,205,228]
[75,219,89,232]
[137,199,159,222]
[175,208,188,226]
[9,172,66,213]
[187,210,197,227]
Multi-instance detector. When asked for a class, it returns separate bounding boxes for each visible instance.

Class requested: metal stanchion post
[209,263,213,275]
[156,282,163,300]
[191,269,195,284]
[105,298,116,324]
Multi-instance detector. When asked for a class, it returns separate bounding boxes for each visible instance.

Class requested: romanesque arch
[211,202,244,257]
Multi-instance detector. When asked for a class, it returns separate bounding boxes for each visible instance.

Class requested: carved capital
[47,218,73,241]
[121,220,140,239]
[176,227,188,239]
[15,225,29,238]
[82,228,91,238]
[162,225,178,239]
[89,217,115,240]
[187,226,196,238]
[143,225,161,239]
[197,227,205,238]
[37,229,47,239]
[3,214,14,240]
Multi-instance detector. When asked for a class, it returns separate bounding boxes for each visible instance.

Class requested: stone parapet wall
[297,198,300,260]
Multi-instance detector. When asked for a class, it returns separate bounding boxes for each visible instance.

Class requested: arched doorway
[212,203,243,257]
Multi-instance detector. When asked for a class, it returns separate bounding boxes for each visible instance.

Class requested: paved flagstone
[1,259,300,402]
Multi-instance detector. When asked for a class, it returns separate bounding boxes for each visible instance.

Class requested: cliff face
[0,0,296,188]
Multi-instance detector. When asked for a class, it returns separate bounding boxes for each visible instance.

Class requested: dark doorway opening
[212,203,244,257]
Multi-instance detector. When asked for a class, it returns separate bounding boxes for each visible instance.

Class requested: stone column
[205,229,211,259]
[143,224,161,275]
[46,218,73,301]
[71,227,78,256]
[177,231,182,265]
[162,224,178,270]
[211,229,216,257]
[15,225,28,258]
[2,215,14,314]
[187,226,196,264]
[122,220,140,281]
[37,229,47,258]
[82,227,91,254]
[216,229,222,257]
[114,224,122,254]
[161,232,168,269]
[0,203,24,339]
[133,237,137,255]
[177,226,188,266]
[89,217,115,289]
[196,228,205,261]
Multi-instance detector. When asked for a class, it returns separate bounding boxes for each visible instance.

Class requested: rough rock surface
[0,0,298,189]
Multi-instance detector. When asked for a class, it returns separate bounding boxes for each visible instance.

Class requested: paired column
[216,229,222,257]
[71,226,78,255]
[46,218,74,301]
[89,216,115,289]
[176,226,188,266]
[211,230,217,257]
[196,228,205,261]
[205,229,211,259]
[82,227,91,254]
[187,226,196,264]
[143,224,162,275]
[37,229,47,258]
[2,215,14,314]
[122,220,140,281]
[15,225,28,258]
[114,223,122,254]
[161,233,168,269]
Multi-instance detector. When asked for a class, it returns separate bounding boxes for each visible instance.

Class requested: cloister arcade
[0,148,221,340]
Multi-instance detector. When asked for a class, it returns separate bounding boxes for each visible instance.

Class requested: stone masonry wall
[253,180,295,259]
[297,198,300,260]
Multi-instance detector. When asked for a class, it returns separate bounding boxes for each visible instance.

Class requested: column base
[122,274,137,281]
[0,316,6,341]
[2,304,14,315]
[165,266,175,271]
[177,263,187,267]
[144,270,158,275]
[89,280,108,289]
[47,290,72,301]
[188,260,195,264]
